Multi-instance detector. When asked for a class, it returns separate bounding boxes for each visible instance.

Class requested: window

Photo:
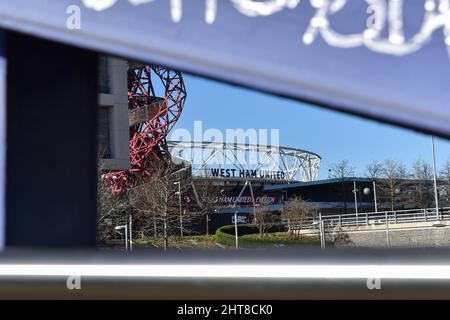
[98,107,111,158]
[98,55,110,94]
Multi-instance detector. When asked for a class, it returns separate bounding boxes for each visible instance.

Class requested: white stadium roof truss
[168,141,321,182]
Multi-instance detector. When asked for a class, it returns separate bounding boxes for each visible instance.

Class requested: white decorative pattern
[81,0,450,58]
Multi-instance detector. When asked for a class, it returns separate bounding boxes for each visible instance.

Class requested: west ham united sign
[0,1,449,136]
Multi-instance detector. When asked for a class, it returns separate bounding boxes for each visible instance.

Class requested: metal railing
[288,207,450,231]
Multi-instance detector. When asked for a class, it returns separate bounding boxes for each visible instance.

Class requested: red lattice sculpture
[104,64,187,194]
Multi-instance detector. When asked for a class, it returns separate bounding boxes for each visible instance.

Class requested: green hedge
[215,224,320,248]
[218,224,285,236]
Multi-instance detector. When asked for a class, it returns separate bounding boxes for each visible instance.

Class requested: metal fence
[289,207,450,231]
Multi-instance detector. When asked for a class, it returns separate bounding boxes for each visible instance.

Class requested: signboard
[0,1,449,138]
[209,168,286,180]
[214,193,281,206]
[231,215,247,224]
[184,191,280,211]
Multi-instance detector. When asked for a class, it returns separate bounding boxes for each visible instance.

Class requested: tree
[440,159,450,208]
[254,210,280,239]
[364,160,383,212]
[97,159,197,250]
[333,226,352,246]
[328,160,355,214]
[411,158,433,209]
[97,157,134,246]
[365,160,383,180]
[281,196,317,239]
[131,163,195,250]
[378,159,409,211]
[192,173,220,236]
[128,175,166,241]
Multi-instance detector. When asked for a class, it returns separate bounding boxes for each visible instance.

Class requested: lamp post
[385,211,390,248]
[231,180,249,250]
[115,224,128,251]
[373,181,378,212]
[312,221,325,250]
[234,211,239,250]
[431,136,440,220]
[129,215,133,252]
[249,181,257,224]
[362,185,377,213]
[353,181,359,225]
[174,181,183,237]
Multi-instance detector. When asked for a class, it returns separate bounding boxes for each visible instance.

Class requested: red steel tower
[104,63,187,194]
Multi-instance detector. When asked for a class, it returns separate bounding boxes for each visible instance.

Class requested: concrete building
[97,56,130,170]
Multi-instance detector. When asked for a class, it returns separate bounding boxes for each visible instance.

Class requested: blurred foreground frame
[1,249,450,299]
[0,1,450,299]
[3,31,98,246]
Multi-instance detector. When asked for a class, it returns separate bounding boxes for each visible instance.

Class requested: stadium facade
[167,140,323,232]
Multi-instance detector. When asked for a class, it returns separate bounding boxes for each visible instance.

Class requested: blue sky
[170,74,450,180]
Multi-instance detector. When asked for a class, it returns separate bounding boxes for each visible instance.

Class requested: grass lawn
[240,232,320,246]
[135,235,217,249]
[131,232,321,249]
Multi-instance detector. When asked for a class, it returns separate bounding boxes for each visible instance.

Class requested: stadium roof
[263,177,377,191]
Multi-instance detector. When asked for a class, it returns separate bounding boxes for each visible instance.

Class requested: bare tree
[333,226,352,246]
[98,159,197,250]
[378,159,409,211]
[365,160,383,212]
[440,159,450,208]
[411,158,433,209]
[192,174,220,236]
[281,196,317,239]
[254,210,280,239]
[97,156,134,246]
[365,160,383,179]
[128,177,163,241]
[133,163,195,250]
[328,160,355,214]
